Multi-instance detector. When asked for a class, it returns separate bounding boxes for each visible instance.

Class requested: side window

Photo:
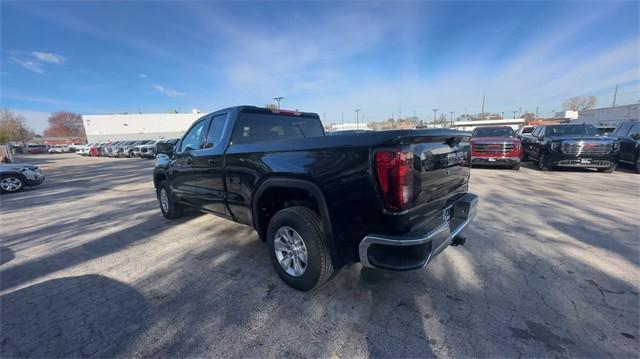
[179,118,209,152]
[205,114,228,149]
[532,127,540,137]
[615,123,633,136]
[628,123,640,138]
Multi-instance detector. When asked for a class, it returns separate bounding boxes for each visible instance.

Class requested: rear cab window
[231,108,324,145]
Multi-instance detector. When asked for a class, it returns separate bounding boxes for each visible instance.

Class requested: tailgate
[374,129,471,229]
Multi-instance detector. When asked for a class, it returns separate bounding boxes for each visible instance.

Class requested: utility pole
[413,110,416,121]
[512,110,517,119]
[612,84,618,107]
[341,112,344,125]
[449,111,454,127]
[481,92,485,121]
[535,105,539,119]
[355,109,360,129]
[273,96,284,109]
[432,108,438,128]
[501,111,504,119]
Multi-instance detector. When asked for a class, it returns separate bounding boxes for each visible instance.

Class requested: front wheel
[157,182,184,219]
[537,152,550,171]
[0,175,24,193]
[267,206,334,291]
[635,157,640,174]
[598,165,617,173]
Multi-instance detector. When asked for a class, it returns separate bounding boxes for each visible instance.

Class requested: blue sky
[1,1,638,133]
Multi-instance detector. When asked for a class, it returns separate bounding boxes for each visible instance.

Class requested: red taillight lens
[375,149,414,211]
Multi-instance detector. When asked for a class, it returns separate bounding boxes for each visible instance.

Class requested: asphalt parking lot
[1,153,638,358]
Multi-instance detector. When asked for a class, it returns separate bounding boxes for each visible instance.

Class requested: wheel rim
[159,188,169,213]
[274,226,308,277]
[1,177,22,192]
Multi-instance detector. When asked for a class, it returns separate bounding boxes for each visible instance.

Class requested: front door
[169,117,210,205]
[194,113,231,217]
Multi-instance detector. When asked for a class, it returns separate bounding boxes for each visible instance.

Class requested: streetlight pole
[273,96,284,109]
[449,111,454,127]
[355,109,360,129]
[512,110,517,119]
[432,108,438,128]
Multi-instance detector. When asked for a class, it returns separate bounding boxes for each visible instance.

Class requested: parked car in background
[137,140,159,159]
[25,144,48,154]
[0,163,45,193]
[469,126,522,170]
[120,140,146,158]
[516,126,535,140]
[132,140,154,158]
[154,106,476,290]
[521,123,619,172]
[610,121,640,173]
[47,145,70,154]
[103,141,123,157]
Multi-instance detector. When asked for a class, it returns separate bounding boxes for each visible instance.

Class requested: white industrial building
[83,112,203,143]
[450,118,525,132]
[574,103,639,129]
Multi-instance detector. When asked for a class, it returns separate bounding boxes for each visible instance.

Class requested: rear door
[194,113,231,216]
[169,117,210,204]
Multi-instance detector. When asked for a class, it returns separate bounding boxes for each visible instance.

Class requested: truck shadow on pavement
[0,274,151,358]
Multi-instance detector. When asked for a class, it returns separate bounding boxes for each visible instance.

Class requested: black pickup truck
[521,123,620,172]
[153,106,477,290]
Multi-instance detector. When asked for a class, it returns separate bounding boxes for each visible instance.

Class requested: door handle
[185,157,193,165]
[208,158,218,165]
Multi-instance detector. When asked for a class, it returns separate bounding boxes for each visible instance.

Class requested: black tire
[537,152,550,171]
[157,182,184,219]
[0,175,25,193]
[512,163,521,170]
[267,206,334,291]
[598,165,617,173]
[129,151,135,158]
[635,157,640,174]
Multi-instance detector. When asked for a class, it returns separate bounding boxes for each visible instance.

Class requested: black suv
[521,123,620,172]
[610,121,640,173]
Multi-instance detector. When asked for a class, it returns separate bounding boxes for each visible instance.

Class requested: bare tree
[44,111,86,139]
[562,96,597,111]
[0,109,34,147]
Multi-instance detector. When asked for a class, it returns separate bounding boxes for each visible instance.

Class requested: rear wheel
[0,175,24,193]
[157,182,184,219]
[267,206,333,291]
[512,163,521,170]
[635,157,640,174]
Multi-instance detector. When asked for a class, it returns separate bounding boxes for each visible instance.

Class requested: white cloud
[32,51,65,64]
[138,73,148,79]
[152,85,186,97]
[9,57,44,74]
[8,51,66,74]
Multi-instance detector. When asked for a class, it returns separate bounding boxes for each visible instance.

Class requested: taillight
[375,149,414,211]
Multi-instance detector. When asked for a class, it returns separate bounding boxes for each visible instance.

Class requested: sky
[1,1,639,133]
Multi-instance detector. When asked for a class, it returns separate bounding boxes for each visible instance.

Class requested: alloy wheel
[159,188,169,213]
[274,226,308,277]
[1,177,23,192]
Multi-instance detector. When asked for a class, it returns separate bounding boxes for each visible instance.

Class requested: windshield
[472,127,515,137]
[546,125,598,136]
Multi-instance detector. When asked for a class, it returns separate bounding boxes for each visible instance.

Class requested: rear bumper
[359,193,478,271]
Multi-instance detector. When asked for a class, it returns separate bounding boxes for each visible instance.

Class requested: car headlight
[612,142,620,152]
[550,142,561,151]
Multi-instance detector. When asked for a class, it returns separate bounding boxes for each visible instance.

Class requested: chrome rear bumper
[359,193,478,271]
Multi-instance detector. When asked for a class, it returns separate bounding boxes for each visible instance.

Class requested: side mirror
[156,142,174,155]
[537,134,544,141]
[631,133,640,141]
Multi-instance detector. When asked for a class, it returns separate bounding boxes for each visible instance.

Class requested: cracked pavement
[1,154,638,358]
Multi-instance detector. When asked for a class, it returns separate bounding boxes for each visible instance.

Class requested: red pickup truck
[470,126,522,170]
